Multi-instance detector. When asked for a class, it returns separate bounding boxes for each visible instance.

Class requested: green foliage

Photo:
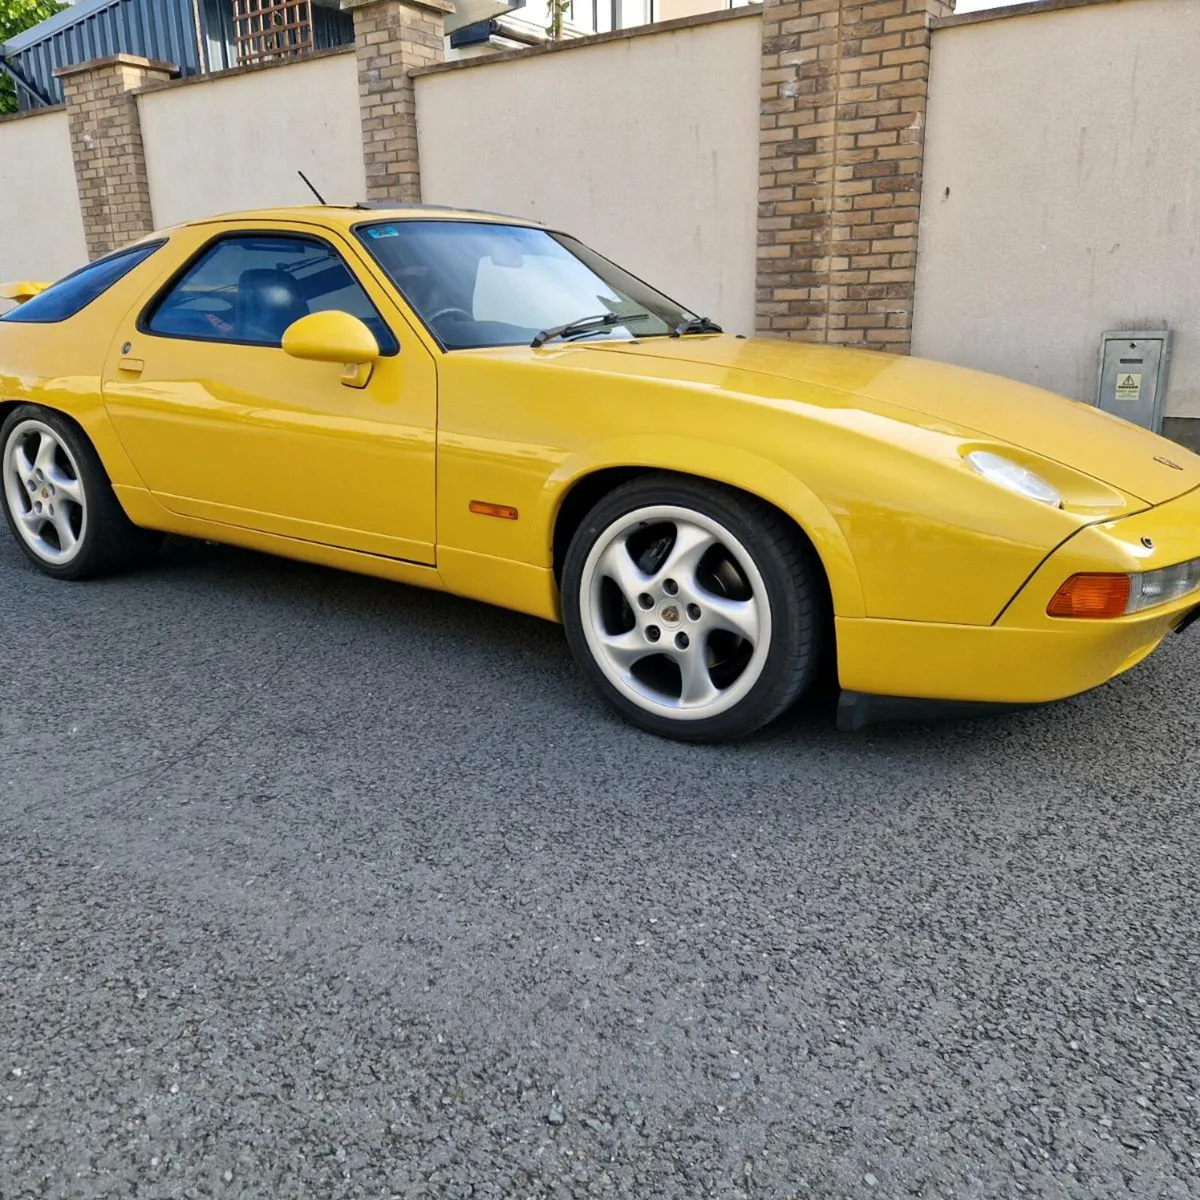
[1,0,66,114]
[546,0,572,41]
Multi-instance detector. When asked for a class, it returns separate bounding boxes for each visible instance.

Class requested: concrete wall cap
[343,0,455,14]
[54,54,176,80]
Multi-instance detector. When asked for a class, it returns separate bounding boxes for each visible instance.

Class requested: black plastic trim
[836,690,1038,733]
[1174,603,1200,636]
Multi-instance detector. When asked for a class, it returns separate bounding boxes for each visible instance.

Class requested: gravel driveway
[2,533,1198,1199]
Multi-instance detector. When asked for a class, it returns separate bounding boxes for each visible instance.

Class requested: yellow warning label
[1115,372,1143,401]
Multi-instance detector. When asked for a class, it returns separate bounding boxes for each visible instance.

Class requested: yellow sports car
[2,205,1199,739]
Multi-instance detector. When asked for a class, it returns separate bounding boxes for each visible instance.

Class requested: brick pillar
[55,55,174,260]
[757,0,954,351]
[345,0,452,203]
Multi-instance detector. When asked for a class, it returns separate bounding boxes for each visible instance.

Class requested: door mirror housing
[282,311,381,388]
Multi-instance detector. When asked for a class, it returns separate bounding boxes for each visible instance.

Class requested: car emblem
[660,605,680,626]
[1155,455,1184,470]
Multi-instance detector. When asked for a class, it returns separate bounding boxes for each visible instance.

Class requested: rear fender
[0,365,147,491]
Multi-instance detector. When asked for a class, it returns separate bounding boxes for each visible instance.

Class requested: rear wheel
[561,475,822,741]
[0,405,160,580]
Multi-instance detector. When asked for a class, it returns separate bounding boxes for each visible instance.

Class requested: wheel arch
[0,397,162,577]
[545,441,864,619]
[0,391,143,492]
[3,397,86,440]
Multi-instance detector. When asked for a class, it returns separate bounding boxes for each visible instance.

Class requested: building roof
[6,0,129,53]
[2,0,354,110]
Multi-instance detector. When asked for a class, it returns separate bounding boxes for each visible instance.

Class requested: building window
[231,0,314,66]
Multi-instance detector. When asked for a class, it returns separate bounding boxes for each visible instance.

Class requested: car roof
[182,204,541,232]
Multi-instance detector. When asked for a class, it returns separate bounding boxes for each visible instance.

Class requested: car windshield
[355,219,697,350]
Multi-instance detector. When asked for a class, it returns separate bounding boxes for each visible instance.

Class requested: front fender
[540,433,865,618]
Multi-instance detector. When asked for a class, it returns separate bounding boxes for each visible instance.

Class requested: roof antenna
[298,170,327,205]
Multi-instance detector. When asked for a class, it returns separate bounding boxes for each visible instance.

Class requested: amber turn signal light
[1047,573,1131,619]
[469,500,519,520]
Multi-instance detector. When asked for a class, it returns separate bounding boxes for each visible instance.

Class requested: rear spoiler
[0,281,49,305]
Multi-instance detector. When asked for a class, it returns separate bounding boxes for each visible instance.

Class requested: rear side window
[2,242,163,324]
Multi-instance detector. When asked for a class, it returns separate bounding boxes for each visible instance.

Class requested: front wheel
[561,475,823,742]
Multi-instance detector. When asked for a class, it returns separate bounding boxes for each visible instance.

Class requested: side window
[2,242,163,325]
[144,234,398,354]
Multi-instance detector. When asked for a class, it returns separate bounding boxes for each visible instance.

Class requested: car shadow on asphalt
[4,532,1127,769]
[150,535,854,722]
[160,538,1113,748]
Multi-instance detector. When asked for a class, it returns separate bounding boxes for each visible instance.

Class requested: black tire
[0,404,161,581]
[561,473,823,742]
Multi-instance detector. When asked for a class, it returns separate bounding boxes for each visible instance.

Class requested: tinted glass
[355,220,695,350]
[146,235,398,354]
[3,242,162,325]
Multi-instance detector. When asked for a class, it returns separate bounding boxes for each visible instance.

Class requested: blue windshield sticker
[367,225,401,239]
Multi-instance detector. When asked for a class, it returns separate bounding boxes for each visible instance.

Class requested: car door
[101,222,437,565]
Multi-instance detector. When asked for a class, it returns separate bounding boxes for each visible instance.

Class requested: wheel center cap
[659,603,681,627]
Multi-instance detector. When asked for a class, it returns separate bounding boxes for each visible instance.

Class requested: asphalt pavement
[2,532,1199,1199]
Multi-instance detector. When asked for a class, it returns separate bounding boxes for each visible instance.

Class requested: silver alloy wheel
[579,504,773,721]
[2,419,88,566]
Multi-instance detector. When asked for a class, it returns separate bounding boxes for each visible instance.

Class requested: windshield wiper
[670,316,723,337]
[531,311,650,348]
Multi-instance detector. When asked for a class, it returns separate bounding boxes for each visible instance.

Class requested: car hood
[578,337,1200,506]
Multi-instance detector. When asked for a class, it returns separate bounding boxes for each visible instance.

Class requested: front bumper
[836,485,1200,706]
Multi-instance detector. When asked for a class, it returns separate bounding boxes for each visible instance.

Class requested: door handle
[118,357,144,375]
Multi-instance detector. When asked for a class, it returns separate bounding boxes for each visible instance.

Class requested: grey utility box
[1096,329,1172,433]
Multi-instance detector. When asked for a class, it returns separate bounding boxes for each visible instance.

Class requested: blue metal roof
[6,0,121,53]
[2,0,354,110]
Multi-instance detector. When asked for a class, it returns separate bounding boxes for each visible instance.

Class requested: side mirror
[282,311,380,389]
